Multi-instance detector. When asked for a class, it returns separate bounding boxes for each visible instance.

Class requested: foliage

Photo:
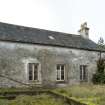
[97,59,105,73]
[98,37,105,49]
[97,37,105,60]
[92,59,105,84]
[92,37,105,84]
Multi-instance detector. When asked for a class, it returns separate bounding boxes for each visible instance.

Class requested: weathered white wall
[0,41,101,87]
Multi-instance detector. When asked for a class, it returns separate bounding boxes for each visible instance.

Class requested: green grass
[53,85,105,105]
[10,94,68,105]
[0,94,69,105]
[0,85,105,105]
[0,99,9,105]
[0,87,48,93]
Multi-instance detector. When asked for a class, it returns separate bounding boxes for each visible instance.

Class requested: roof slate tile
[0,22,101,51]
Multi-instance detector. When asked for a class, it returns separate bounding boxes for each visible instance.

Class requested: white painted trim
[56,64,65,81]
[23,58,42,84]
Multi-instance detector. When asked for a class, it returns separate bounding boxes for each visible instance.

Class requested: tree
[92,37,105,84]
[98,37,105,49]
[97,37,105,59]
[92,58,105,84]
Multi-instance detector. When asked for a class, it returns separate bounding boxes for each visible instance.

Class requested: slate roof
[0,22,101,52]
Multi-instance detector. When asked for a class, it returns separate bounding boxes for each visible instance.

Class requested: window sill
[28,80,41,84]
[80,80,88,82]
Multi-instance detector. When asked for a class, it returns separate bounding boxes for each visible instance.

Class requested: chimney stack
[78,22,89,39]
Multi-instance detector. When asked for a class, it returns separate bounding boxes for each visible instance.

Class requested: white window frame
[56,64,65,81]
[28,63,39,81]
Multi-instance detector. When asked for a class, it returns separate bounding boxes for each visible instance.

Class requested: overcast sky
[0,0,105,43]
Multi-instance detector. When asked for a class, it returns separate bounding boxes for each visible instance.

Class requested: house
[0,22,104,87]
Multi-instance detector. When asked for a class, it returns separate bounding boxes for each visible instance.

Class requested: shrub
[92,73,105,84]
[97,59,105,74]
[92,59,105,84]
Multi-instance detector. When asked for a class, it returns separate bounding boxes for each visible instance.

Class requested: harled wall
[0,41,101,87]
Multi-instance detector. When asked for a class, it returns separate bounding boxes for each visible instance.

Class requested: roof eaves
[0,39,104,52]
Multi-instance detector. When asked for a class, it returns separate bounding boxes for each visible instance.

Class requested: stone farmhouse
[0,22,104,87]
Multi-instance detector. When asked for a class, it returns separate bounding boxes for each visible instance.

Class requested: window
[80,65,88,81]
[56,64,65,81]
[28,63,39,81]
[48,36,55,40]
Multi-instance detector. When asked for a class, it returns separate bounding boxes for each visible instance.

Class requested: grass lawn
[0,94,69,105]
[53,84,105,105]
[0,85,104,105]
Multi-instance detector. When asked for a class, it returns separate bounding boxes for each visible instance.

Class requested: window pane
[56,64,65,81]
[57,69,60,80]
[80,65,87,81]
[83,66,87,80]
[29,63,33,80]
[34,65,38,80]
[61,65,64,70]
[61,69,64,80]
[80,65,82,80]
[28,63,39,81]
[57,65,60,70]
